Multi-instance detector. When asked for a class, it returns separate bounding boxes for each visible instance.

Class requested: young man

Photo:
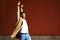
[20,12,31,40]
[10,1,31,40]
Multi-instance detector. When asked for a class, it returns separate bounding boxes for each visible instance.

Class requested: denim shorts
[19,33,31,40]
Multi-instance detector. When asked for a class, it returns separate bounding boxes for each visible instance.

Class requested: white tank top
[20,19,29,33]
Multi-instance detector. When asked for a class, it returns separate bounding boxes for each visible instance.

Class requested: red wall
[0,0,60,36]
[0,0,17,35]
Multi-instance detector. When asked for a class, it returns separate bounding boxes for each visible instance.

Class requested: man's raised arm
[10,1,22,38]
[16,1,20,25]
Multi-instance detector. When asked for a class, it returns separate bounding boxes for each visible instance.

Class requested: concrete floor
[0,36,60,40]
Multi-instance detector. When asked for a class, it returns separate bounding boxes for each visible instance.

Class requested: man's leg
[26,34,31,40]
[19,33,26,40]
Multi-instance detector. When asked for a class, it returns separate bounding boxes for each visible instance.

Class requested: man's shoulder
[19,17,23,20]
[22,19,25,21]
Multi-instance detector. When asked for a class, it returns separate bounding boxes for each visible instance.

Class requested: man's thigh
[26,34,31,40]
[19,34,26,40]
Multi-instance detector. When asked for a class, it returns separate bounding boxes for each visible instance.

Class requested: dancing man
[10,1,31,40]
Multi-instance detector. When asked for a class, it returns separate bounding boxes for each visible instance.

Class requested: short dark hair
[20,12,24,17]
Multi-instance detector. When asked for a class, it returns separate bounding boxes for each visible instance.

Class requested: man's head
[20,12,26,19]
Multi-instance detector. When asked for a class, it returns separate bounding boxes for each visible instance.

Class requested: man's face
[23,13,26,19]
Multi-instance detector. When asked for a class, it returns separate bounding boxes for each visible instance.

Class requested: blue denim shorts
[19,33,31,40]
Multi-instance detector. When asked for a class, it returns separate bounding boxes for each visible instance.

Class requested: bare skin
[10,1,23,39]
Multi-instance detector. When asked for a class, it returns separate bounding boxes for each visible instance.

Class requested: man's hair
[20,12,24,17]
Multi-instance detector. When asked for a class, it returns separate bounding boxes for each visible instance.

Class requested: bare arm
[10,17,22,38]
[16,1,20,25]
[10,1,24,39]
[21,5,24,12]
[10,1,22,38]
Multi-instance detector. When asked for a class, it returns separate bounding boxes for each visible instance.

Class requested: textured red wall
[0,0,60,36]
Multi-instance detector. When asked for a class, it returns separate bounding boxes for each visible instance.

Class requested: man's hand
[10,35,14,39]
[17,1,21,6]
[21,4,24,8]
[10,34,16,39]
